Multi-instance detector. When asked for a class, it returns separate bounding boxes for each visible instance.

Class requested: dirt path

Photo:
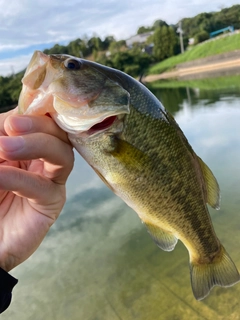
[144,57,240,82]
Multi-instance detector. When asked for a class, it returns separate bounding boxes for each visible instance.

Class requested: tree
[43,44,69,55]
[68,38,89,57]
[182,5,240,39]
[87,36,103,52]
[153,19,168,29]
[109,40,126,54]
[137,26,153,34]
[102,36,115,50]
[152,26,178,61]
[97,48,153,77]
[194,30,209,44]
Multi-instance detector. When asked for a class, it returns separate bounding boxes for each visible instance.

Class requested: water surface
[2,79,240,320]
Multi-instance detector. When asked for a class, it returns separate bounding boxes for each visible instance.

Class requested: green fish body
[19,51,240,300]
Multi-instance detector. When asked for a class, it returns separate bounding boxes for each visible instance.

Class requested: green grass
[148,33,240,75]
[147,74,240,91]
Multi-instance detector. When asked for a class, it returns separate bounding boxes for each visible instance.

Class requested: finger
[0,133,74,184]
[0,166,65,213]
[4,114,69,144]
[0,108,18,135]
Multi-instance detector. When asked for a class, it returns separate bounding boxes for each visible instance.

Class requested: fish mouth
[20,89,127,136]
[87,115,117,134]
[18,50,130,137]
[51,112,124,137]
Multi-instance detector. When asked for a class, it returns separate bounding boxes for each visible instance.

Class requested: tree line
[0,4,239,108]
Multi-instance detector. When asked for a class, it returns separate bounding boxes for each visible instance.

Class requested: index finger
[4,114,70,144]
[0,132,74,184]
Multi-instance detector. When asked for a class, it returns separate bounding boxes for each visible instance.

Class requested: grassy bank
[147,74,240,91]
[148,33,240,75]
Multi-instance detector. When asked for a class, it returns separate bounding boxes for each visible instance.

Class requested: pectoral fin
[143,222,178,252]
[197,156,220,209]
[110,138,149,170]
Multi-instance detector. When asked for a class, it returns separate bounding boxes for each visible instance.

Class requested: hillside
[148,32,240,75]
[1,4,240,109]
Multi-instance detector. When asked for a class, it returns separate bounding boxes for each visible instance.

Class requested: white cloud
[0,0,239,75]
[0,54,32,76]
[0,0,238,45]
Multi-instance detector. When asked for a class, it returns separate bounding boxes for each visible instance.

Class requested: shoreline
[144,56,240,82]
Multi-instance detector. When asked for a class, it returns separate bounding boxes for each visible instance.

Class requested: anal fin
[143,222,178,252]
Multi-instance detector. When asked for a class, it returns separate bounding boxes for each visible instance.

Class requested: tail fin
[190,246,240,300]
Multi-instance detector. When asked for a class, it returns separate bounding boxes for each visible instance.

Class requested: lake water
[2,78,240,320]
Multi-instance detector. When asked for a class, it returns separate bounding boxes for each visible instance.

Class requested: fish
[18,50,240,300]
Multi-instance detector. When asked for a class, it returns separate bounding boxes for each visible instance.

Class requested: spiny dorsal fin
[197,156,220,210]
[143,222,178,252]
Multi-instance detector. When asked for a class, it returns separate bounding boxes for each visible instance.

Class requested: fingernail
[7,116,32,132]
[0,136,25,152]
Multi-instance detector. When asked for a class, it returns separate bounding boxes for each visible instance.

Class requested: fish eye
[64,58,81,70]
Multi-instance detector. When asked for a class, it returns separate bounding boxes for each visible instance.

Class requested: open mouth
[89,115,117,133]
[51,112,119,135]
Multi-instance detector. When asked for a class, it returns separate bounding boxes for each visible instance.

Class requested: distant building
[126,32,153,48]
[142,43,154,55]
[188,38,195,45]
[210,26,234,38]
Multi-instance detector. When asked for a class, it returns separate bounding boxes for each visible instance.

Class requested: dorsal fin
[197,156,220,210]
[143,221,178,252]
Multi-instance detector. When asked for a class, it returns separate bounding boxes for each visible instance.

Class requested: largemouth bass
[18,51,239,300]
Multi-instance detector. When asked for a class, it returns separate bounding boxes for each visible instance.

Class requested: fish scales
[95,103,219,255]
[18,51,240,300]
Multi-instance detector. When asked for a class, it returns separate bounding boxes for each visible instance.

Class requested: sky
[0,0,239,77]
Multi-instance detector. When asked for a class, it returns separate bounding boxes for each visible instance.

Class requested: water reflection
[148,75,240,114]
[2,81,240,320]
[149,87,188,115]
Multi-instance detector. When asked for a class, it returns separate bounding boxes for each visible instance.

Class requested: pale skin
[0,108,74,272]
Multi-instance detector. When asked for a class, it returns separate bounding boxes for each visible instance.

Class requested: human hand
[0,109,74,272]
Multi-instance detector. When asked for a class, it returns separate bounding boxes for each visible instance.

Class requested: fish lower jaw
[52,113,124,137]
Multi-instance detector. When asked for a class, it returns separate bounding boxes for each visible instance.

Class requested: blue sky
[0,0,239,76]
